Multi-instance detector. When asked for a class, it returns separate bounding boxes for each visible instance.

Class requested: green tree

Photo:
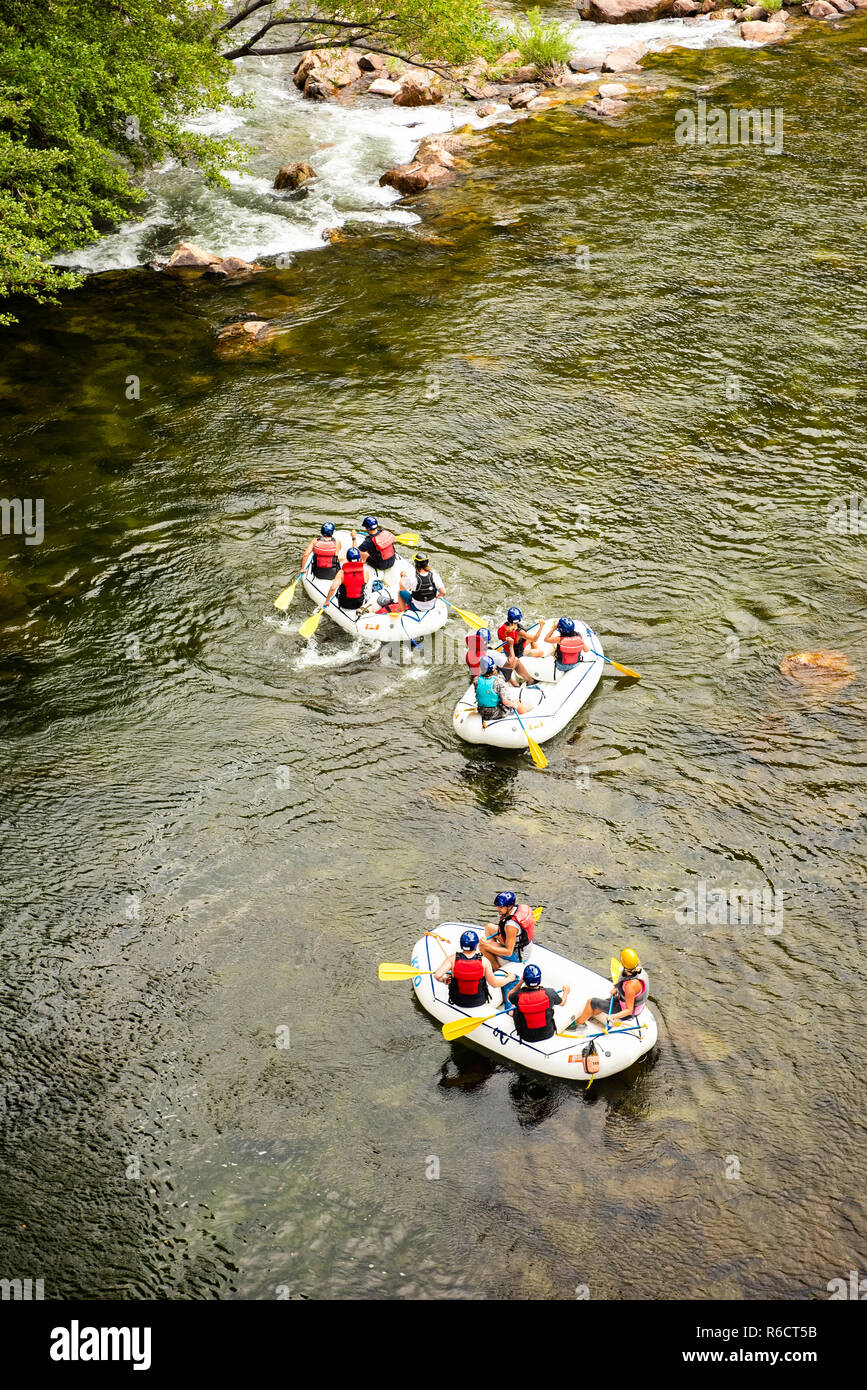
[0,0,505,322]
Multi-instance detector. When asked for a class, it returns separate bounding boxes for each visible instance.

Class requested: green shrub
[512,8,573,70]
[763,0,783,10]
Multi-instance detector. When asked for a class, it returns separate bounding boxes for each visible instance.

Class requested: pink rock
[740,18,787,38]
[393,74,443,107]
[805,0,836,12]
[598,81,629,97]
[673,0,701,11]
[167,242,220,268]
[598,97,629,115]
[589,0,672,16]
[602,44,646,72]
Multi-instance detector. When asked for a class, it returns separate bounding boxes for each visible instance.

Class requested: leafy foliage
[512,8,572,71]
[0,0,508,322]
[0,1,244,320]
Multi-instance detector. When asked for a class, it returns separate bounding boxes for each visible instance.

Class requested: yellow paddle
[379,963,439,981]
[274,569,305,612]
[394,532,420,546]
[514,709,548,769]
[299,604,326,639]
[586,645,641,680]
[442,1007,510,1041]
[444,600,489,630]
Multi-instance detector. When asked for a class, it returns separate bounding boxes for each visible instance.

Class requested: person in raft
[467,624,536,686]
[473,656,529,724]
[397,554,445,615]
[301,521,341,583]
[498,607,545,679]
[538,616,588,675]
[325,546,368,611]
[479,891,536,969]
[435,929,516,1009]
[506,964,570,1043]
[570,948,649,1030]
[353,516,397,572]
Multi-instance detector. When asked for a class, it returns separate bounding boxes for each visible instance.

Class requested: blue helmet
[346,547,361,561]
[522,963,542,986]
[321,522,335,537]
[557,616,575,635]
[506,607,522,624]
[478,627,491,642]
[480,655,495,673]
[362,515,378,531]
[460,930,479,951]
[494,890,516,909]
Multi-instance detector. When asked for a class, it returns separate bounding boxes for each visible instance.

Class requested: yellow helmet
[620,948,640,972]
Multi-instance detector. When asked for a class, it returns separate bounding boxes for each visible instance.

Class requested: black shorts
[337,585,364,610]
[589,996,612,1013]
[312,562,339,581]
[366,554,395,571]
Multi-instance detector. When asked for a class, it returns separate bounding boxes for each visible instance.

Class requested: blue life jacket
[475,674,499,710]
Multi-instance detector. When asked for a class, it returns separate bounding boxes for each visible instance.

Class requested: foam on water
[55,19,747,274]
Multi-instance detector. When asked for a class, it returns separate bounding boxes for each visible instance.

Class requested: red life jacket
[497,623,526,657]
[312,537,339,569]
[466,633,487,668]
[341,559,366,599]
[558,634,583,665]
[450,952,489,1007]
[516,986,551,1031]
[370,529,395,561]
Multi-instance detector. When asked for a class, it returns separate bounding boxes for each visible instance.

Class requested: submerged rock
[215,319,275,352]
[779,650,855,687]
[274,162,317,191]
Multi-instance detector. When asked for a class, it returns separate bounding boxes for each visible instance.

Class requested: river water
[1,17,865,1301]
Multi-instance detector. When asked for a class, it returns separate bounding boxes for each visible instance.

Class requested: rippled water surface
[1,18,865,1300]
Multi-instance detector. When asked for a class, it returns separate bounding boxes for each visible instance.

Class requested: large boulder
[589,0,673,17]
[740,17,787,37]
[602,43,647,72]
[673,0,702,10]
[358,53,386,72]
[368,77,401,96]
[393,73,444,106]
[274,161,316,191]
[167,242,220,269]
[805,0,835,11]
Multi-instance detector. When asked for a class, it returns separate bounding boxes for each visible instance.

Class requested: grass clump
[513,8,573,70]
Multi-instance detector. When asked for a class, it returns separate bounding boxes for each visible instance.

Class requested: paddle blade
[610,956,622,983]
[610,660,641,680]
[451,605,489,630]
[533,906,543,920]
[378,963,435,981]
[526,735,548,770]
[299,607,324,639]
[394,532,420,545]
[274,579,298,612]
[442,1013,492,1041]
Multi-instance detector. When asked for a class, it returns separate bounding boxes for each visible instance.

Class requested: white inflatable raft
[301,529,449,643]
[411,922,657,1081]
[453,619,604,749]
